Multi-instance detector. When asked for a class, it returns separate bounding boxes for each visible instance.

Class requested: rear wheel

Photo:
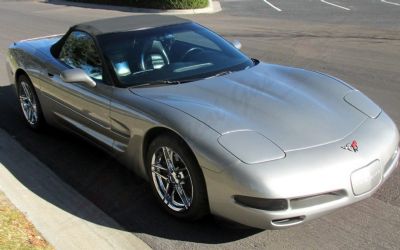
[17,74,45,130]
[146,134,209,220]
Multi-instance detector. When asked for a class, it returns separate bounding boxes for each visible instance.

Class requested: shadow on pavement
[0,84,260,243]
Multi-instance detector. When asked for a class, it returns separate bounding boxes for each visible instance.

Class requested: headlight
[218,131,285,164]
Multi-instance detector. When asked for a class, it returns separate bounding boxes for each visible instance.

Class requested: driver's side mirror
[60,68,96,88]
[232,40,242,50]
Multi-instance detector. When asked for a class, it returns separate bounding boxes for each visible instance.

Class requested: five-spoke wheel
[151,146,193,211]
[17,74,44,130]
[147,134,208,220]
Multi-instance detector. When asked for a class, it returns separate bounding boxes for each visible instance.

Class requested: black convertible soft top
[51,15,190,57]
[73,15,190,36]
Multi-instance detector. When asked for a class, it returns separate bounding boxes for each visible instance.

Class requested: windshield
[97,22,254,87]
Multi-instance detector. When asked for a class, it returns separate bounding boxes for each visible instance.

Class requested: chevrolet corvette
[6,15,399,229]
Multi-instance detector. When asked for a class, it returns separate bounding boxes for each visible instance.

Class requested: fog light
[234,195,288,211]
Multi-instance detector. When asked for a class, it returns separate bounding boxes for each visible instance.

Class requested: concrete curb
[0,128,151,250]
[46,0,222,15]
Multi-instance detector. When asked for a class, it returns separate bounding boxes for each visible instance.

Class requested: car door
[41,31,114,150]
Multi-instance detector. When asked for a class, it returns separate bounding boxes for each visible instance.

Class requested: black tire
[17,74,45,130]
[146,134,209,220]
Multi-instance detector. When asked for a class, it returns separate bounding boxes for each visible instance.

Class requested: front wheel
[146,134,209,220]
[17,74,45,130]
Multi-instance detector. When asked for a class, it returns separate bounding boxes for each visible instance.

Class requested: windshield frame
[97,22,255,88]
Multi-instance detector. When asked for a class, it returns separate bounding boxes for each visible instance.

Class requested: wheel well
[142,127,199,169]
[15,68,27,85]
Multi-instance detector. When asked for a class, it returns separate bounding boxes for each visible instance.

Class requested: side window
[59,31,103,81]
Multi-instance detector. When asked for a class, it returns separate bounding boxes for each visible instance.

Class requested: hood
[132,63,368,151]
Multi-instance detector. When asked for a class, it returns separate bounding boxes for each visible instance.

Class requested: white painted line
[263,0,282,12]
[381,0,400,6]
[320,0,351,11]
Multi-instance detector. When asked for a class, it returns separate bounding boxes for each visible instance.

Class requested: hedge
[67,0,209,9]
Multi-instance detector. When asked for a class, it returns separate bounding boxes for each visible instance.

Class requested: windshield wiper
[207,70,232,79]
[132,71,234,88]
[215,71,232,77]
[165,71,233,85]
[133,80,181,88]
[157,71,234,85]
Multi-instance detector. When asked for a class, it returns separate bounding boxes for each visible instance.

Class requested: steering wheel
[181,47,204,61]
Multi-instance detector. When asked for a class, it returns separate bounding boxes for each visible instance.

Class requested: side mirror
[60,68,96,88]
[232,40,242,50]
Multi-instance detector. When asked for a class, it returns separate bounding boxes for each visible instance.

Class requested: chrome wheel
[19,81,38,126]
[151,146,194,212]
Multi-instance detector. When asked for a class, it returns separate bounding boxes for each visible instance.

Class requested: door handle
[47,72,54,78]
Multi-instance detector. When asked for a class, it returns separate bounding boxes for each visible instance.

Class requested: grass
[67,0,209,9]
[0,192,53,250]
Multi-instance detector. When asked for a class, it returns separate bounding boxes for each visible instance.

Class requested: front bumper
[203,112,399,229]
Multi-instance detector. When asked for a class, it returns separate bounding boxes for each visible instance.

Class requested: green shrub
[67,0,209,9]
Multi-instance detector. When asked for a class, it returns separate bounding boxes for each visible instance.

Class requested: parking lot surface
[0,0,399,249]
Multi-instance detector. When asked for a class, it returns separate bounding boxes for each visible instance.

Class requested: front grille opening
[234,195,288,211]
[271,216,305,227]
[290,190,346,209]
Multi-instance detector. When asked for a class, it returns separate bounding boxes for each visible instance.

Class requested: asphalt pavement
[0,0,399,249]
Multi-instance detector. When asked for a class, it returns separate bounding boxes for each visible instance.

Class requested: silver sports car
[6,15,399,229]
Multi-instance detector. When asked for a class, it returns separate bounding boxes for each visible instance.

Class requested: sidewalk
[0,128,151,250]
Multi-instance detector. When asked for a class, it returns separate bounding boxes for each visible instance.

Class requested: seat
[140,40,170,70]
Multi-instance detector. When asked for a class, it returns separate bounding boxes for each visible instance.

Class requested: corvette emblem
[341,140,358,152]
